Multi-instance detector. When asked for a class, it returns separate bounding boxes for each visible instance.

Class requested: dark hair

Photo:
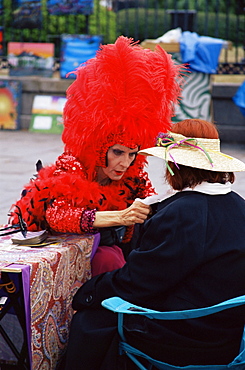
[166,119,235,191]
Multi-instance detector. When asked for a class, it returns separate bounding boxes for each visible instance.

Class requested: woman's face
[98,144,138,182]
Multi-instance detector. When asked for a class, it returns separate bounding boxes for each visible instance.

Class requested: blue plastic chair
[102,296,245,370]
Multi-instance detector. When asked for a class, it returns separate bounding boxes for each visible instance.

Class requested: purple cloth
[90,232,101,261]
[10,264,32,367]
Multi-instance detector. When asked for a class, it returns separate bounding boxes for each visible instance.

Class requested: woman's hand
[119,201,151,226]
[93,201,151,228]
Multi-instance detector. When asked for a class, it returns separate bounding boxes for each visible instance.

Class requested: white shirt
[137,182,232,205]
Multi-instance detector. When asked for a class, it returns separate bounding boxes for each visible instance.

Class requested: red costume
[10,36,182,250]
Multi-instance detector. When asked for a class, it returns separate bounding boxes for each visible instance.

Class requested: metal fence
[0,0,244,74]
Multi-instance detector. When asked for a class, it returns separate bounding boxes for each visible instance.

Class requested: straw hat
[139,132,245,173]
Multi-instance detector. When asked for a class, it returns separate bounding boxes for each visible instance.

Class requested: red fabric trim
[46,199,84,234]
[9,154,155,235]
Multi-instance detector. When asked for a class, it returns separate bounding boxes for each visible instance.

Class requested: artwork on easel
[171,54,212,122]
[47,0,93,16]
[8,42,54,77]
[60,34,102,79]
[12,0,42,29]
[0,0,3,55]
[30,95,66,134]
[0,27,4,56]
[0,80,22,130]
[172,72,212,122]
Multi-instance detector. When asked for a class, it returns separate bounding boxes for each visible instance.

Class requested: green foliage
[44,3,117,43]
[0,0,242,53]
[89,3,117,43]
[2,0,116,46]
[156,0,239,14]
[116,8,243,45]
[195,12,243,44]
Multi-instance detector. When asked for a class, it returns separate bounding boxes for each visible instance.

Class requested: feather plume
[62,36,183,180]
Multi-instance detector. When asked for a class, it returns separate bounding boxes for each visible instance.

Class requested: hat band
[157,134,214,175]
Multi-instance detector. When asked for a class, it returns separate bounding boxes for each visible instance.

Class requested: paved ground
[1,130,245,226]
[0,131,63,225]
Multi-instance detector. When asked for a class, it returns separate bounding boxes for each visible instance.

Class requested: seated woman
[8,36,182,276]
[63,118,245,369]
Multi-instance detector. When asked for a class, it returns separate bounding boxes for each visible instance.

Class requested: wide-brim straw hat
[139,132,245,172]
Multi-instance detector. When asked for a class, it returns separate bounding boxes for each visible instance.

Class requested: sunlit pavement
[1,130,245,225]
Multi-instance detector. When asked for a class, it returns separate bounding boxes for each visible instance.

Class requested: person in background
[64,118,245,369]
[9,36,182,276]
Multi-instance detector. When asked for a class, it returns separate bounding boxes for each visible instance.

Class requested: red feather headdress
[62,36,183,180]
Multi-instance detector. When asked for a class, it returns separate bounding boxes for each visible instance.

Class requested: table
[0,231,100,369]
[140,39,232,53]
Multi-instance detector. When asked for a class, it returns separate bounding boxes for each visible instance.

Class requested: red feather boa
[10,153,155,233]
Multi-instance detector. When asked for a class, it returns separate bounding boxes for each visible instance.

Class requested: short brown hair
[166,119,235,190]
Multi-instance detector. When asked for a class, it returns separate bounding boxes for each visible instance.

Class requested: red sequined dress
[9,152,155,244]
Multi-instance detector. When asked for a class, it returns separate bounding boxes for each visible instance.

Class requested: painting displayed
[0,2,3,54]
[8,42,54,77]
[60,34,102,79]
[30,95,66,134]
[173,72,212,123]
[0,80,22,130]
[0,27,3,55]
[171,54,212,123]
[12,0,42,29]
[47,0,93,16]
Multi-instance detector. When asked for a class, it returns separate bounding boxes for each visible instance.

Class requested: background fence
[0,0,244,74]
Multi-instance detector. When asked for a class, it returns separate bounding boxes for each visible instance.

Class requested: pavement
[1,129,245,226]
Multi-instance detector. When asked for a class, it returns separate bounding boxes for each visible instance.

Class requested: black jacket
[65,191,245,369]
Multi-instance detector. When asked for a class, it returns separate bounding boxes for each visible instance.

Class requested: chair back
[102,296,245,370]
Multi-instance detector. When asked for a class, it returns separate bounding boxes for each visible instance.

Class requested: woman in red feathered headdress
[9,36,182,276]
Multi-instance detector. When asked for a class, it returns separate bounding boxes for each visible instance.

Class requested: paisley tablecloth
[0,232,100,369]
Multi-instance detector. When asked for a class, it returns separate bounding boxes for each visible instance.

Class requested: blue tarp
[233,81,245,117]
[180,31,224,74]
